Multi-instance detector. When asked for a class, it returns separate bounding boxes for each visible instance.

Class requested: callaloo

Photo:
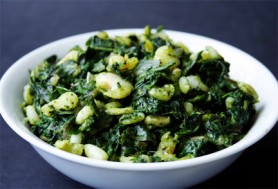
[22,26,258,162]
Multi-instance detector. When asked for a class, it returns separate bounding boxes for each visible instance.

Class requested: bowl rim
[1,28,278,171]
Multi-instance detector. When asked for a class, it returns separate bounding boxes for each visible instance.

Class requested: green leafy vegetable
[22,26,258,162]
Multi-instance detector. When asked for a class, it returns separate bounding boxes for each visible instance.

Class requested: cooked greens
[22,26,258,162]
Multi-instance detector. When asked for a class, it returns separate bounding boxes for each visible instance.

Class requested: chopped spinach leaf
[22,26,258,162]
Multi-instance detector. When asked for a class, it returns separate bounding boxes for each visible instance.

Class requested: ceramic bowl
[1,29,278,189]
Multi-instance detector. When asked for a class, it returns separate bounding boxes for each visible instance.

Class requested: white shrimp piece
[104,101,122,109]
[185,75,208,92]
[115,36,132,46]
[49,74,60,86]
[70,133,84,144]
[26,105,40,125]
[106,106,134,115]
[175,42,190,54]
[54,140,84,156]
[120,154,151,163]
[75,105,94,124]
[144,39,154,53]
[107,54,139,72]
[41,92,79,116]
[179,75,208,94]
[237,82,259,103]
[23,84,33,105]
[57,50,80,65]
[124,55,139,71]
[170,68,182,82]
[104,101,134,115]
[184,102,194,115]
[179,76,191,94]
[144,115,170,127]
[119,112,145,125]
[201,46,221,60]
[40,104,54,117]
[95,72,133,99]
[153,45,180,68]
[84,144,108,160]
[107,54,125,70]
[96,31,109,39]
[157,132,179,154]
[148,84,175,101]
[51,92,79,111]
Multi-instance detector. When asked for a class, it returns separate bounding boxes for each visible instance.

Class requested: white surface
[1,29,278,188]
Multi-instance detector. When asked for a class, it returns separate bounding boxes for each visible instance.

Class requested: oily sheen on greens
[22,26,258,162]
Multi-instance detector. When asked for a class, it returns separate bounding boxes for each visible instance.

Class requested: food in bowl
[21,26,258,163]
[1,27,277,189]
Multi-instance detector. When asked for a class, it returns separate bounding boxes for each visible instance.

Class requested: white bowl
[1,29,278,189]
